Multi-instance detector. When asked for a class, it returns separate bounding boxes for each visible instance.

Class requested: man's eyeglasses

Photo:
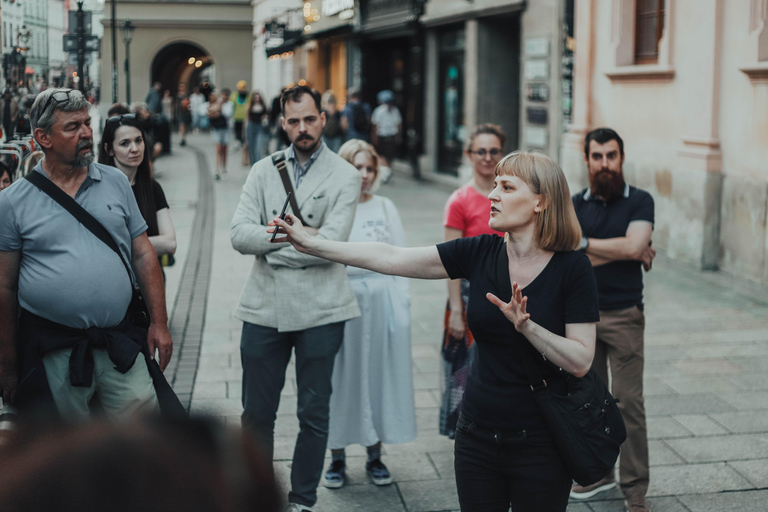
[106,113,137,124]
[469,148,503,159]
[40,89,75,116]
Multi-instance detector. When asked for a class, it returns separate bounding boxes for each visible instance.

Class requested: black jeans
[454,414,571,512]
[240,321,345,508]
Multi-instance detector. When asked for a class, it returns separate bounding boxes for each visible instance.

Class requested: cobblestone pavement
[156,133,768,512]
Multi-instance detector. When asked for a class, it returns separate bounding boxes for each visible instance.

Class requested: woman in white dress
[323,140,416,489]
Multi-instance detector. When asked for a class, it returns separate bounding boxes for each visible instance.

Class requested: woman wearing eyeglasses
[439,123,507,439]
[98,114,177,268]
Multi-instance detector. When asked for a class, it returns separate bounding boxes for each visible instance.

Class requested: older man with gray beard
[0,88,172,419]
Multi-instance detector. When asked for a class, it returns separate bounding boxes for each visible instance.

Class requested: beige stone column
[672,0,723,269]
[559,0,594,191]
[464,19,479,137]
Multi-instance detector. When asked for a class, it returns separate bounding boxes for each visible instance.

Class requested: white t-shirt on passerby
[189,92,205,112]
[371,104,402,137]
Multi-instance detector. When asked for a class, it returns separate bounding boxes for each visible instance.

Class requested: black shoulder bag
[495,247,626,487]
[271,151,306,225]
[25,172,150,328]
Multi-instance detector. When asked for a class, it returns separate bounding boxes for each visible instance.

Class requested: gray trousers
[240,321,345,508]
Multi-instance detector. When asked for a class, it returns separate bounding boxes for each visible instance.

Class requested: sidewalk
[159,133,768,512]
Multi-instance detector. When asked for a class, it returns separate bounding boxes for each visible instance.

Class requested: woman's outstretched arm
[270,214,449,280]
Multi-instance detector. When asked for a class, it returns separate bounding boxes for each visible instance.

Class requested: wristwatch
[580,236,589,252]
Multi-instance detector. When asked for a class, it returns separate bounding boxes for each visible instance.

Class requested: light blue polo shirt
[0,162,147,328]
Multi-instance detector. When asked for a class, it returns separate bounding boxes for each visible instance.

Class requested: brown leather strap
[271,151,306,225]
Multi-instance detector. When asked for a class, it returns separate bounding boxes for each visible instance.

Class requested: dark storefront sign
[527,83,549,102]
[360,0,425,36]
[303,0,357,37]
[526,107,548,125]
[264,20,303,57]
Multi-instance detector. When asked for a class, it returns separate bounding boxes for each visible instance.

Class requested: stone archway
[150,41,215,96]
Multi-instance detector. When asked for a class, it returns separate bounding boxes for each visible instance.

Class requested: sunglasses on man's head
[106,113,137,124]
[40,89,77,116]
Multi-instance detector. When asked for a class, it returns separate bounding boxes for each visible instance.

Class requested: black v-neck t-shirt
[437,235,600,430]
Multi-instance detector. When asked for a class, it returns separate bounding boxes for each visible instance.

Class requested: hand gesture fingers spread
[486,281,531,331]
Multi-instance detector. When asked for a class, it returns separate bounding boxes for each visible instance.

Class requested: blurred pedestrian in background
[99,113,177,272]
[341,87,371,142]
[0,89,20,142]
[322,140,416,490]
[246,90,269,165]
[144,82,162,115]
[211,89,234,179]
[439,123,506,439]
[161,90,173,121]
[321,90,344,153]
[175,83,192,147]
[189,87,205,133]
[370,89,401,184]
[231,80,250,150]
[269,87,290,151]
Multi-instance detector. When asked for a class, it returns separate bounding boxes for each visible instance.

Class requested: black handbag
[495,245,626,486]
[24,172,150,328]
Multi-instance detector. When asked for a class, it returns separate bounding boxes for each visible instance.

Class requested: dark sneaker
[570,476,617,499]
[323,460,345,489]
[365,458,393,486]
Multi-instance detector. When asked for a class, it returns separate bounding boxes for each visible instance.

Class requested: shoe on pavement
[180,139,186,147]
[625,492,650,512]
[285,504,313,512]
[323,459,346,489]
[570,475,617,499]
[366,458,393,486]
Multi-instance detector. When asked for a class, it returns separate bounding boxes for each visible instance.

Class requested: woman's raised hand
[269,214,314,253]
[486,282,531,333]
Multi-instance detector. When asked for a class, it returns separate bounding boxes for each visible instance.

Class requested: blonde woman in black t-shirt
[269,151,599,512]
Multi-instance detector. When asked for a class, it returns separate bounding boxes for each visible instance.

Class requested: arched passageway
[150,42,215,96]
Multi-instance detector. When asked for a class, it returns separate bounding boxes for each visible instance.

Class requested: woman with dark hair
[98,114,177,263]
[245,90,269,165]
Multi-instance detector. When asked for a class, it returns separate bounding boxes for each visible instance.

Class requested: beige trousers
[42,347,157,420]
[593,305,650,498]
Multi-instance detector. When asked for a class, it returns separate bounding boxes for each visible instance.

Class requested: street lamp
[120,19,135,104]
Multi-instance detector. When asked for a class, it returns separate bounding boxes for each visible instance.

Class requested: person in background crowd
[0,416,281,512]
[0,88,172,419]
[107,103,131,117]
[145,82,162,115]
[569,127,655,512]
[175,83,192,147]
[270,150,600,512]
[210,89,234,180]
[322,140,416,490]
[189,87,205,133]
[370,90,401,184]
[230,85,362,512]
[161,90,173,121]
[231,81,250,149]
[439,123,506,439]
[134,103,165,160]
[0,90,20,142]
[269,88,290,151]
[321,90,344,153]
[341,87,371,143]
[0,162,12,192]
[197,92,211,132]
[245,90,269,165]
[98,113,177,272]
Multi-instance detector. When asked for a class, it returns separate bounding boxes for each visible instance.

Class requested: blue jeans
[454,414,571,512]
[247,123,269,165]
[240,321,345,508]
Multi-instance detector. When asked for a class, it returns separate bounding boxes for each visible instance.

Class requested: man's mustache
[76,140,93,151]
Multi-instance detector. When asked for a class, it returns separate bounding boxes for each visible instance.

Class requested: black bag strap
[271,150,306,225]
[494,241,549,390]
[24,171,135,288]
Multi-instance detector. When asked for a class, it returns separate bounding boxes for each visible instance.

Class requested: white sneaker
[285,504,313,512]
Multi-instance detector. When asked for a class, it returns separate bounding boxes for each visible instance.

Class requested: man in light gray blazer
[231,85,361,512]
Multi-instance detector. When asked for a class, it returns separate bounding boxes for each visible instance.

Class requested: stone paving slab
[648,462,754,495]
[665,433,768,462]
[677,489,768,512]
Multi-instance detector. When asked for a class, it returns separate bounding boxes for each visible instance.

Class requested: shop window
[634,0,664,64]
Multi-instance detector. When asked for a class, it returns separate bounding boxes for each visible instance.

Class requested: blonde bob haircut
[495,151,582,251]
[338,139,381,194]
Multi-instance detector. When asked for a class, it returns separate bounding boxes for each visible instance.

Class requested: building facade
[560,0,768,282]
